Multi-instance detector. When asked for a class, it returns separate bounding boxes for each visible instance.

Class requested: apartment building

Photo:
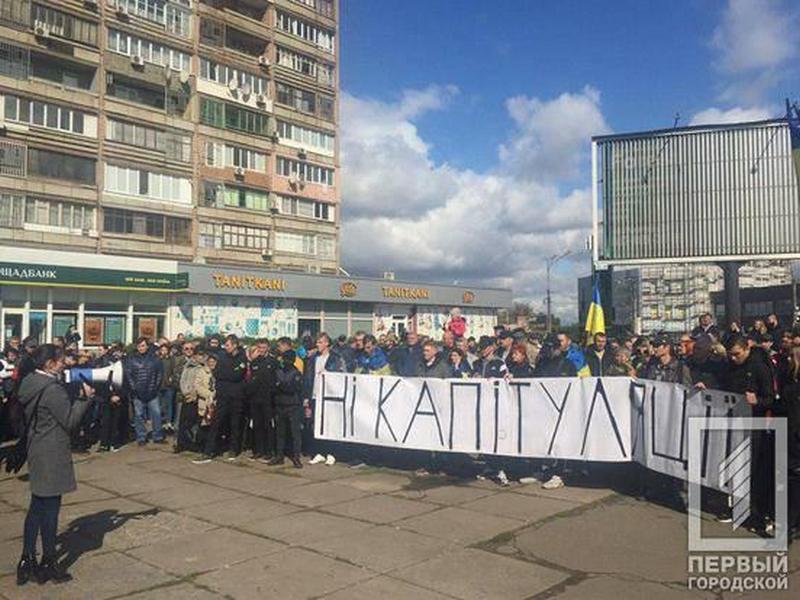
[0,0,338,272]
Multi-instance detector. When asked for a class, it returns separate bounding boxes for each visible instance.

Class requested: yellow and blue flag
[584,280,606,341]
[788,100,800,186]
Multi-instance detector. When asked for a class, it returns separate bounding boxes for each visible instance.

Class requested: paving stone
[393,484,497,505]
[128,528,285,576]
[394,548,567,600]
[321,575,455,600]
[554,575,715,600]
[240,510,372,545]
[210,472,312,497]
[122,582,227,600]
[340,472,414,493]
[0,512,24,542]
[130,481,244,510]
[182,494,301,527]
[396,506,522,544]
[460,491,581,522]
[511,483,617,505]
[306,525,452,573]
[81,470,186,496]
[294,463,360,481]
[260,481,369,507]
[195,547,371,599]
[0,539,22,577]
[2,551,176,600]
[324,494,438,524]
[513,499,690,582]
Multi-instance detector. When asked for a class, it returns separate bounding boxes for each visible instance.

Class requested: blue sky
[336,0,799,319]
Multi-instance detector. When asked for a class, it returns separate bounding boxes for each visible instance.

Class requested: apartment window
[0,140,26,177]
[113,0,192,38]
[319,95,335,121]
[317,235,335,259]
[0,0,30,28]
[203,182,269,212]
[276,11,335,54]
[0,195,95,232]
[276,157,334,186]
[107,30,190,72]
[107,75,164,109]
[290,0,334,18]
[199,18,224,46]
[0,41,29,79]
[199,222,269,250]
[276,46,317,77]
[276,231,316,255]
[28,149,95,184]
[199,58,267,95]
[32,4,98,47]
[4,95,88,135]
[278,195,334,222]
[205,142,266,171]
[104,207,162,238]
[199,19,265,56]
[165,216,191,245]
[200,98,268,136]
[106,119,191,162]
[317,63,335,86]
[276,82,316,114]
[276,120,335,153]
[105,164,191,204]
[31,53,94,90]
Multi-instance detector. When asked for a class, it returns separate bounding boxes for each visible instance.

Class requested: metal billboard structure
[592,119,800,268]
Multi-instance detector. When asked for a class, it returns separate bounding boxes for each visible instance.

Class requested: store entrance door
[1,310,25,348]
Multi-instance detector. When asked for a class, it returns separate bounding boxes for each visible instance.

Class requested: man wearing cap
[495,330,514,364]
[473,338,508,379]
[639,336,692,386]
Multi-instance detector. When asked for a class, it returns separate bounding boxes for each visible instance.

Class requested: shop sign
[381,286,430,300]
[339,281,358,298]
[211,272,287,292]
[0,262,188,291]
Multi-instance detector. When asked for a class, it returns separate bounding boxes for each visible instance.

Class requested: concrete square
[123,582,227,599]
[182,494,300,527]
[394,548,567,600]
[130,481,244,510]
[305,525,451,573]
[321,575,455,600]
[128,528,285,576]
[213,472,311,497]
[195,547,371,599]
[511,483,617,505]
[513,499,690,582]
[241,510,372,545]
[396,506,522,544]
[324,494,438,524]
[393,484,497,506]
[340,472,414,493]
[551,575,715,600]
[460,491,579,522]
[261,481,369,508]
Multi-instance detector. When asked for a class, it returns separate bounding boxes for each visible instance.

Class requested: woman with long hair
[16,344,96,585]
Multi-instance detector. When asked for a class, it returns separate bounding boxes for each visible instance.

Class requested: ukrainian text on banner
[313,373,749,490]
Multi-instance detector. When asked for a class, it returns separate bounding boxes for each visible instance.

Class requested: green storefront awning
[0,263,189,292]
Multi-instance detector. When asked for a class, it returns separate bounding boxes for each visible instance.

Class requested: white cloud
[339,86,608,322]
[689,105,773,125]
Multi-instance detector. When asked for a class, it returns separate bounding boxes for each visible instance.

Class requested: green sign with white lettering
[0,263,189,292]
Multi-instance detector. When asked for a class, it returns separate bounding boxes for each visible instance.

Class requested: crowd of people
[1,311,799,546]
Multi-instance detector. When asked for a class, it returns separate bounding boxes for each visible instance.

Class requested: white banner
[314,374,750,490]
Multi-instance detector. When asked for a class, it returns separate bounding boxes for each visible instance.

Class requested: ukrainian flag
[788,100,800,186]
[584,280,606,340]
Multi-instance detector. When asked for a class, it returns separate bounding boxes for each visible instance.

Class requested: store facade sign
[211,272,288,292]
[381,286,430,300]
[0,262,188,292]
[339,281,357,298]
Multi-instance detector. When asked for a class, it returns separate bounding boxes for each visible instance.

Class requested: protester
[638,336,692,386]
[157,344,177,434]
[606,348,636,377]
[247,339,279,462]
[202,334,247,461]
[534,335,577,378]
[448,349,472,378]
[778,340,800,538]
[417,341,450,378]
[556,332,588,376]
[393,331,423,377]
[271,350,304,468]
[507,344,535,378]
[691,313,720,339]
[586,332,613,376]
[472,338,508,378]
[495,330,513,363]
[17,344,96,585]
[358,335,391,375]
[125,337,165,447]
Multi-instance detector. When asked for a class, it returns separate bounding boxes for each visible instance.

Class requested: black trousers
[175,402,199,453]
[204,396,244,456]
[275,404,302,458]
[23,495,61,558]
[250,398,275,457]
[99,401,125,448]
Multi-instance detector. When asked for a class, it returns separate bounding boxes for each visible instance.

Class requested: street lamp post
[546,250,572,333]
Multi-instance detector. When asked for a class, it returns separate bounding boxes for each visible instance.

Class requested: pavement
[0,445,797,599]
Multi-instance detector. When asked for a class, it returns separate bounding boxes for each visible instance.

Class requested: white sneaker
[325,454,336,466]
[519,476,539,484]
[309,454,326,465]
[192,457,212,465]
[497,470,510,486]
[542,475,565,490]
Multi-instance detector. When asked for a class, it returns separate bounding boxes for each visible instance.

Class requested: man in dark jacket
[533,336,577,378]
[204,334,248,460]
[685,334,727,391]
[247,339,278,461]
[638,337,692,386]
[586,332,614,377]
[416,341,450,378]
[124,337,164,446]
[270,350,304,468]
[472,337,509,378]
[393,331,424,377]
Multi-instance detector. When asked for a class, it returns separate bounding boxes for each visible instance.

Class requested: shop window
[84,315,127,345]
[52,314,77,338]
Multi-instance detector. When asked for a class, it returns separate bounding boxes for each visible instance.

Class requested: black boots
[36,555,73,584]
[16,555,36,586]
[291,455,303,469]
[268,456,285,466]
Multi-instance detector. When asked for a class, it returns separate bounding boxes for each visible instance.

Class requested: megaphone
[64,361,124,389]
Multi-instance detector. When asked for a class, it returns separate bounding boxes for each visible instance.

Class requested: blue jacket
[565,344,587,375]
[392,344,424,377]
[124,350,163,401]
[356,347,390,374]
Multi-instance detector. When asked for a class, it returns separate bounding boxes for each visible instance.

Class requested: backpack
[0,382,53,474]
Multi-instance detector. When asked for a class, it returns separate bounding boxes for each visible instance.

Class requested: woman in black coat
[16,344,95,585]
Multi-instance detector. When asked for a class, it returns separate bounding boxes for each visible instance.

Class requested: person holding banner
[638,336,692,386]
[472,338,508,379]
[416,341,450,378]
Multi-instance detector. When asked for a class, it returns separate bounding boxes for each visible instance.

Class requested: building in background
[0,2,511,345]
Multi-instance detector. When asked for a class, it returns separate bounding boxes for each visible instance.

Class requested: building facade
[0,0,339,272]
